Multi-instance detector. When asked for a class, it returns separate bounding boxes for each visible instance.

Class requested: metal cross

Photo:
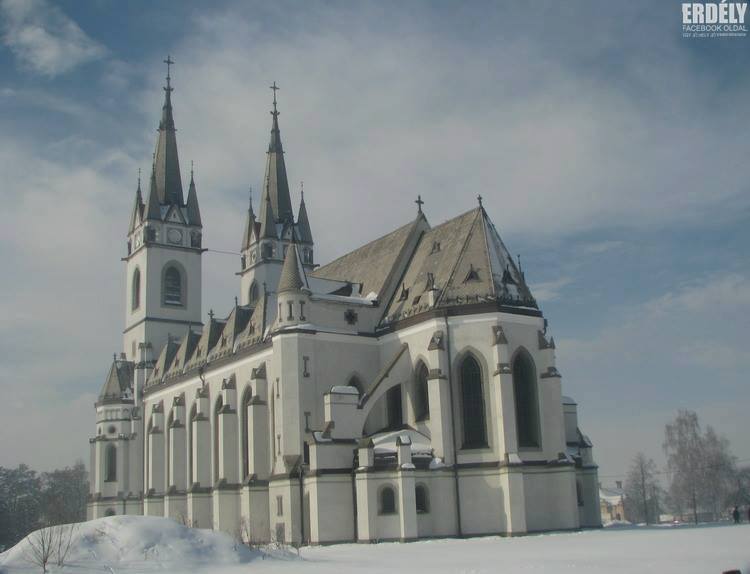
[164,55,174,91]
[270,81,280,103]
[415,195,424,213]
[208,308,214,320]
[477,194,483,208]
[300,180,304,200]
[248,186,253,210]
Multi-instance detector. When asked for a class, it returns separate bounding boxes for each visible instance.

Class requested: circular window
[108,425,116,434]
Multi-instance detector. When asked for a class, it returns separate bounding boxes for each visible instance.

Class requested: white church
[88,62,602,544]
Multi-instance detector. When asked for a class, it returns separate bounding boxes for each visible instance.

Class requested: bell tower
[239,82,314,308]
[123,57,203,380]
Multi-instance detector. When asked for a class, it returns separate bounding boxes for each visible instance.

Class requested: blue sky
[0,0,748,483]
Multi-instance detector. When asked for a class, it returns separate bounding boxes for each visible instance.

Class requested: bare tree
[25,526,55,573]
[53,523,78,567]
[623,452,660,524]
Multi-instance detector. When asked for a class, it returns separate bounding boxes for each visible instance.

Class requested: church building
[88,61,602,544]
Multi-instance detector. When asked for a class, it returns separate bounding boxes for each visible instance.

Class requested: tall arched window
[386,385,403,429]
[240,388,252,480]
[415,484,429,514]
[213,396,223,483]
[379,486,396,515]
[414,362,430,421]
[187,403,196,486]
[132,268,141,310]
[163,265,183,306]
[460,355,487,448]
[513,350,541,448]
[104,444,117,482]
[248,282,259,305]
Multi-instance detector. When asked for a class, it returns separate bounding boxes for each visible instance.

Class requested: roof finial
[234,295,239,307]
[164,55,174,93]
[137,168,141,190]
[270,81,280,115]
[208,308,215,320]
[477,194,483,208]
[300,180,304,201]
[516,253,522,272]
[415,194,424,213]
[190,160,194,178]
[113,353,117,363]
[248,186,253,209]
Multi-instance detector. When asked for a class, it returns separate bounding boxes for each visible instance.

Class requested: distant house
[599,481,625,523]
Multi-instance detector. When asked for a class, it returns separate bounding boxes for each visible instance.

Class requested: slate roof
[152,76,184,206]
[146,339,180,387]
[262,96,294,224]
[278,243,306,293]
[182,317,227,373]
[295,194,313,244]
[208,305,253,361]
[186,172,202,227]
[236,291,268,351]
[311,215,428,302]
[164,329,201,380]
[98,358,135,405]
[382,207,537,324]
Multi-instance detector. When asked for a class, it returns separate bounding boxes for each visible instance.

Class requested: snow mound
[0,515,266,572]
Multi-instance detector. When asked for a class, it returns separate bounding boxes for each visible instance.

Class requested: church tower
[239,83,314,307]
[123,58,203,381]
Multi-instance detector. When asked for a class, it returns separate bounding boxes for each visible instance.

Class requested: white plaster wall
[523,467,579,532]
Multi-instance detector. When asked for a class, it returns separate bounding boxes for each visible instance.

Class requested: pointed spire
[242,187,257,250]
[144,163,162,220]
[186,161,202,227]
[128,171,144,234]
[152,55,184,207]
[259,186,277,240]
[263,81,294,224]
[278,243,305,294]
[296,182,313,244]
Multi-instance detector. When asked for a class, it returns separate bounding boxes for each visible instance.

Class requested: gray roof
[186,172,202,227]
[146,339,180,386]
[382,207,536,323]
[98,357,134,404]
[295,194,313,244]
[259,188,277,239]
[208,304,253,361]
[278,243,306,293]
[183,317,226,372]
[128,181,143,234]
[242,196,256,250]
[144,166,162,221]
[152,78,184,207]
[311,215,428,302]
[164,329,201,380]
[236,290,268,350]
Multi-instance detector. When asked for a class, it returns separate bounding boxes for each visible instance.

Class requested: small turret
[186,165,202,226]
[296,188,313,245]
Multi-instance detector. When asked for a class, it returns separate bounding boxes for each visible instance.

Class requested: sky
[0,0,748,484]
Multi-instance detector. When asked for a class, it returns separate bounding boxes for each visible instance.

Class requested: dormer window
[463,264,480,283]
[430,241,441,254]
[262,243,273,259]
[398,284,410,301]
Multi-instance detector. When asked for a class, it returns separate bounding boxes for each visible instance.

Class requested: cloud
[0,0,106,76]
[529,276,574,302]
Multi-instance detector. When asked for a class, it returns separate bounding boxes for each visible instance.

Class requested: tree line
[621,410,749,524]
[0,461,88,551]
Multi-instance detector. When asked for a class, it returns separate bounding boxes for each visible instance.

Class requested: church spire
[128,171,143,234]
[262,82,294,224]
[296,184,313,244]
[186,162,202,227]
[277,243,305,293]
[242,187,256,250]
[152,56,184,207]
[144,163,161,220]
[259,186,277,240]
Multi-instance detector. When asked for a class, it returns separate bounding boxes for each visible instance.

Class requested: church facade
[88,65,602,544]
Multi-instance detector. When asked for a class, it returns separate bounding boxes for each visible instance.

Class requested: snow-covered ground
[1,516,748,573]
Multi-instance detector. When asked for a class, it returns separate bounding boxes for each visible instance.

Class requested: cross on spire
[477,194,483,208]
[415,194,424,213]
[208,308,214,320]
[164,55,174,92]
[300,180,304,200]
[248,186,253,209]
[270,81,280,115]
[137,167,141,187]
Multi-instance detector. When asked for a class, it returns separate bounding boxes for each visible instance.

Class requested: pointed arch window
[379,486,397,515]
[213,396,223,483]
[460,355,487,448]
[414,362,430,421]
[104,444,117,482]
[248,282,259,305]
[240,388,252,480]
[415,484,429,514]
[513,350,541,448]
[132,268,141,310]
[162,265,184,306]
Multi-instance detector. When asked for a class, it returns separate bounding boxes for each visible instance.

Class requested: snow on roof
[562,395,577,405]
[329,385,360,395]
[369,428,432,455]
